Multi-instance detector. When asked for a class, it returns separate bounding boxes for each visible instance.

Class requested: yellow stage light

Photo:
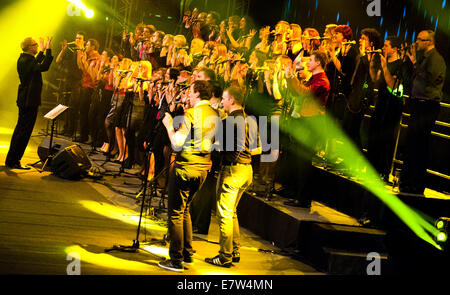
[79,200,167,233]
[85,8,94,18]
[65,245,157,272]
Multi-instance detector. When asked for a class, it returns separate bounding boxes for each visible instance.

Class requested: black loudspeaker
[37,136,73,162]
[51,145,92,180]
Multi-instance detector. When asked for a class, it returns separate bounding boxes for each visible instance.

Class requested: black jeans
[79,87,94,140]
[167,165,208,263]
[290,115,325,205]
[367,96,403,177]
[6,106,39,165]
[343,109,365,149]
[400,99,440,193]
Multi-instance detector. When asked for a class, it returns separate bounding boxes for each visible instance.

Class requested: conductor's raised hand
[45,37,52,50]
[39,37,45,52]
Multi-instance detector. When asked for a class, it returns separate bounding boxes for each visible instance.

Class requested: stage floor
[0,112,321,275]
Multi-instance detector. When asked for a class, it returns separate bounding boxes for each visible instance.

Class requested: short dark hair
[76,31,87,40]
[198,67,216,81]
[310,50,328,68]
[209,80,223,98]
[88,38,99,51]
[386,36,402,50]
[225,86,244,105]
[361,28,382,49]
[192,80,212,100]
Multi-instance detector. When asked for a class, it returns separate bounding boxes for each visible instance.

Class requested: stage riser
[308,166,450,228]
[237,194,392,275]
[238,193,301,250]
[325,251,391,275]
[297,223,387,254]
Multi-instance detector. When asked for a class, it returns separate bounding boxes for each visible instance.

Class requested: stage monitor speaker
[37,136,73,162]
[51,144,92,180]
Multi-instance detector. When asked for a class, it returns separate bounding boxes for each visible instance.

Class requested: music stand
[31,104,68,171]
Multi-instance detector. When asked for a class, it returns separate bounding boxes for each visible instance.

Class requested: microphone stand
[104,141,155,253]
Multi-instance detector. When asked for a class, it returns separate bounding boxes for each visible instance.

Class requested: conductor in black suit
[5,36,53,169]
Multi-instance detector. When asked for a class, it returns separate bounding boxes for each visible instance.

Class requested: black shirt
[411,48,446,101]
[220,109,261,164]
[17,50,53,108]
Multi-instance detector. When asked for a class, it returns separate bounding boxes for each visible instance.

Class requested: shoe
[122,158,133,169]
[205,255,232,268]
[158,259,184,272]
[232,252,240,263]
[6,163,31,170]
[183,255,194,265]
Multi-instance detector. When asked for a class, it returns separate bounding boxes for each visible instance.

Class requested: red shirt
[301,71,330,117]
[81,51,101,89]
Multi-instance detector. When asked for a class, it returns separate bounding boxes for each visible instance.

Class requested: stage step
[323,247,390,275]
[297,222,389,274]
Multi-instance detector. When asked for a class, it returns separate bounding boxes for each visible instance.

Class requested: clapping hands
[39,37,52,51]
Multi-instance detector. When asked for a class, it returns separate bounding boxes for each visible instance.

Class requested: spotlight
[85,9,94,18]
[437,232,447,243]
[435,217,450,230]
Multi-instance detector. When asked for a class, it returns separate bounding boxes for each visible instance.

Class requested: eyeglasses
[416,38,430,42]
[30,43,38,46]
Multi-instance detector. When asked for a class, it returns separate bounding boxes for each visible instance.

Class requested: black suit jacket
[17,49,53,108]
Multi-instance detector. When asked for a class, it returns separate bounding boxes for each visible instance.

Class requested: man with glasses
[399,30,446,195]
[5,37,53,169]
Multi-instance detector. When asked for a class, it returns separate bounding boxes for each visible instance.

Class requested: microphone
[67,41,77,45]
[135,77,151,82]
[366,49,382,54]
[342,40,356,45]
[306,36,330,40]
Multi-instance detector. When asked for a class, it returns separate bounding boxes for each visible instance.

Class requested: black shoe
[123,158,133,169]
[6,163,31,170]
[183,255,194,265]
[205,255,232,268]
[158,259,184,272]
[232,252,240,263]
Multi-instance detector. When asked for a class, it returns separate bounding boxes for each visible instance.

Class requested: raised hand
[45,37,52,50]
[39,37,45,51]
[61,40,67,51]
[406,43,417,64]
